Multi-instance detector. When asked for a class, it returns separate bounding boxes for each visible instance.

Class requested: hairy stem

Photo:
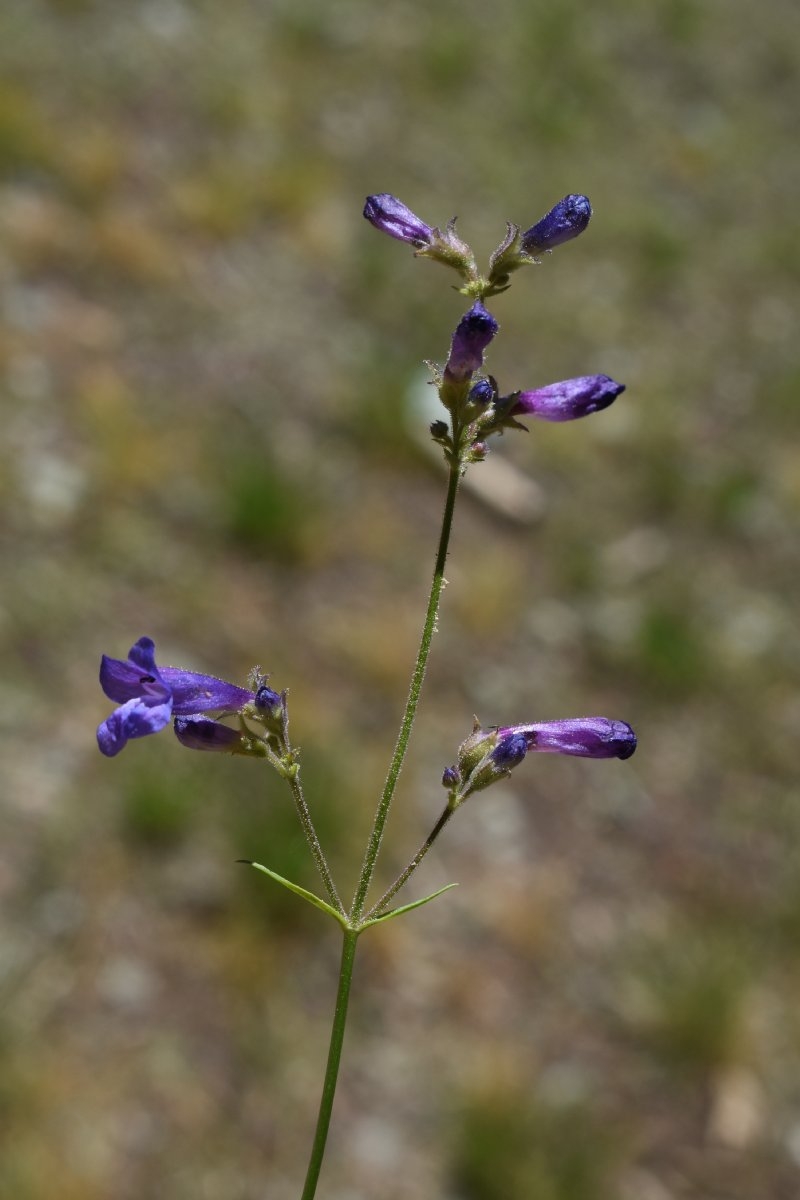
[286,769,345,915]
[363,804,454,921]
[350,458,462,922]
[300,928,360,1200]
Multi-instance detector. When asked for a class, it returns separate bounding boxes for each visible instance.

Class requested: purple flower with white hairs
[498,718,637,761]
[444,302,499,383]
[363,194,433,247]
[521,194,592,255]
[97,637,254,757]
[510,374,625,423]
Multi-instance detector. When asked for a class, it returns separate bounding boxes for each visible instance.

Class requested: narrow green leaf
[249,862,347,928]
[361,882,458,928]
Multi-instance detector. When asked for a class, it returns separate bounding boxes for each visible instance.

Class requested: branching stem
[363,804,454,921]
[349,457,462,922]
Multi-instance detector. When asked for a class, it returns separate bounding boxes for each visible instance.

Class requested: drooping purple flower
[444,302,499,383]
[520,194,592,255]
[498,718,637,760]
[97,637,253,757]
[363,194,433,247]
[510,375,625,422]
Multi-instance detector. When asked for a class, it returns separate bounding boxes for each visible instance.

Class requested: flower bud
[456,723,498,776]
[520,194,592,255]
[363,195,477,279]
[450,727,527,803]
[442,765,461,789]
[174,715,256,755]
[363,194,433,247]
[489,732,528,771]
[444,302,499,384]
[509,375,625,422]
[255,683,283,715]
[468,378,496,407]
[500,718,637,760]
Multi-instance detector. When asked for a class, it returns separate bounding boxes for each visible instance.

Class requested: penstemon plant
[97,190,637,1198]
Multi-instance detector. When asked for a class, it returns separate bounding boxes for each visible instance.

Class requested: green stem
[286,770,345,915]
[363,804,454,921]
[350,458,462,922]
[300,928,360,1200]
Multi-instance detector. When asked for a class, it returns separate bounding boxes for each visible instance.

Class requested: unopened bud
[520,194,592,255]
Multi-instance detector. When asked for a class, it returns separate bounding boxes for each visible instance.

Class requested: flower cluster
[364,193,625,458]
[365,192,635,804]
[97,637,284,759]
[98,193,636,845]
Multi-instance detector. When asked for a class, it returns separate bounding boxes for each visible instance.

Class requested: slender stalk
[350,458,462,922]
[363,804,454,921]
[286,770,345,915]
[300,928,360,1200]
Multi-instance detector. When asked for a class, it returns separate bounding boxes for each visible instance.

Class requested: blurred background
[1,0,799,1196]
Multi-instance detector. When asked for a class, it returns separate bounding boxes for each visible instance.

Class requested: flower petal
[97,696,173,757]
[99,636,169,704]
[161,669,254,714]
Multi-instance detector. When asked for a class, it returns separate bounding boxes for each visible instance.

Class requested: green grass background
[1,0,800,1196]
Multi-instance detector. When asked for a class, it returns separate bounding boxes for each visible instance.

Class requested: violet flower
[97,637,253,757]
[450,715,636,804]
[363,194,433,247]
[499,718,637,760]
[521,194,592,255]
[510,374,625,422]
[444,302,499,383]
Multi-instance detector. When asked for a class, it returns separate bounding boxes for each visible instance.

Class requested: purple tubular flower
[499,718,637,760]
[363,194,433,247]
[444,302,499,383]
[173,715,245,753]
[511,375,625,422]
[521,194,592,255]
[97,637,253,757]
